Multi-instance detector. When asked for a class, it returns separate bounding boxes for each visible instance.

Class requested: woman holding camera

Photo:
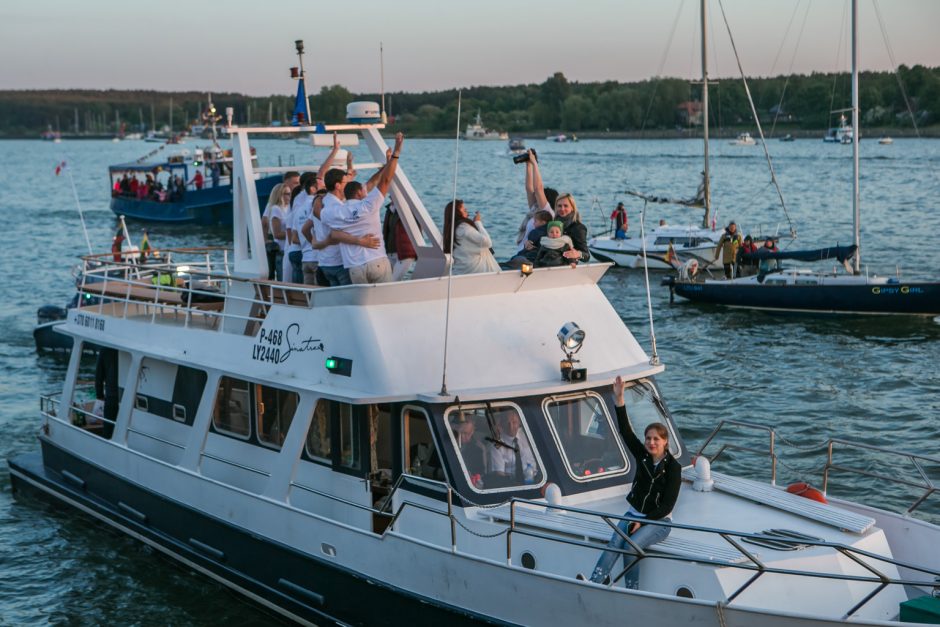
[443,200,500,275]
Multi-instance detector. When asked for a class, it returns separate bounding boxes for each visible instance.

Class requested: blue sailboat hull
[111,175,281,225]
[671,280,940,315]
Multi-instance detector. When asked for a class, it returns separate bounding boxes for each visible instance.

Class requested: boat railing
[294,468,939,616]
[694,419,779,484]
[695,420,940,518]
[40,390,118,434]
[823,438,940,516]
[501,496,940,618]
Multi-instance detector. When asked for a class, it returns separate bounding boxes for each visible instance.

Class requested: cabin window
[257,385,299,449]
[69,345,129,440]
[305,400,332,462]
[444,403,544,493]
[622,381,680,457]
[212,377,252,438]
[403,406,443,480]
[136,358,207,425]
[544,392,628,481]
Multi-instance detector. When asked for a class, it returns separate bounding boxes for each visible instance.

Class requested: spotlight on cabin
[557,322,587,382]
[520,262,533,276]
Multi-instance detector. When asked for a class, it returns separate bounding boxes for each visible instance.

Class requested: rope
[640,0,687,135]
[767,1,812,139]
[716,600,728,627]
[439,90,462,396]
[716,0,795,237]
[872,0,922,138]
[638,200,660,365]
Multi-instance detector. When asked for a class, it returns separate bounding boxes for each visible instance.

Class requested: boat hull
[672,280,940,315]
[111,175,280,225]
[33,320,73,352]
[8,441,503,627]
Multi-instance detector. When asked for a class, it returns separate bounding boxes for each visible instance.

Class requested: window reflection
[445,404,543,491]
[622,381,680,456]
[545,393,626,479]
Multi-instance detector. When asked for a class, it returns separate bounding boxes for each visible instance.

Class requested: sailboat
[589,0,776,269]
[666,0,940,316]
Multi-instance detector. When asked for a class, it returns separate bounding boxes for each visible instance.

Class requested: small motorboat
[730,132,756,145]
[879,136,894,145]
[779,134,795,142]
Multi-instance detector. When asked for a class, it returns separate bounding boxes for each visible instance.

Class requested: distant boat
[823,114,853,143]
[729,132,756,145]
[878,136,894,145]
[546,134,567,142]
[464,111,507,140]
[507,138,526,155]
[779,134,795,142]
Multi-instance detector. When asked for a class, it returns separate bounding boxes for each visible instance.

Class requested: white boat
[589,223,726,269]
[729,132,756,145]
[508,138,526,155]
[10,62,940,627]
[879,136,894,145]
[464,111,507,140]
[824,114,854,143]
[546,133,568,142]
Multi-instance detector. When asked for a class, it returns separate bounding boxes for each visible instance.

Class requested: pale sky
[2,0,938,96]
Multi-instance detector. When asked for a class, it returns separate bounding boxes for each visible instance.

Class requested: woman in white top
[443,199,500,275]
[261,183,291,281]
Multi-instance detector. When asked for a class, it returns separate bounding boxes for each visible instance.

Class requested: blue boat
[109,148,280,225]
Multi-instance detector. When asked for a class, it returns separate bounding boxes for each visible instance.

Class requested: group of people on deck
[112,163,223,203]
[448,148,591,275]
[260,141,592,285]
[261,132,407,286]
[712,221,780,279]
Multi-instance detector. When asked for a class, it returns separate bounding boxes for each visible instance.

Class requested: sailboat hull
[671,279,940,315]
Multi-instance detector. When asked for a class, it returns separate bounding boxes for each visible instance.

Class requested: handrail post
[507,500,515,565]
[769,430,776,486]
[447,487,456,553]
[822,440,834,495]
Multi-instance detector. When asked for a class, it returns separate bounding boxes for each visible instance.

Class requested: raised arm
[374,133,403,197]
[531,154,549,211]
[524,156,536,207]
[612,375,645,460]
[317,133,342,183]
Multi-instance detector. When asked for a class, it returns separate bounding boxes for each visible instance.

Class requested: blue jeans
[591,516,671,589]
[320,264,351,287]
[289,251,303,284]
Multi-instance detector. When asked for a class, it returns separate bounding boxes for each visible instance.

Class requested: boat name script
[252,324,324,364]
[74,313,105,332]
[871,286,925,295]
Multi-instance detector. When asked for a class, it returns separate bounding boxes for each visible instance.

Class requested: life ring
[786,482,827,504]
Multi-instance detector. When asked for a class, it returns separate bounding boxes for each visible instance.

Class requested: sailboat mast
[701,0,711,228]
[851,0,861,273]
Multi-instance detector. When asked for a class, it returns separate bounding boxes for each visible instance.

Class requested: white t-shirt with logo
[322,188,387,269]
[315,193,345,267]
[286,191,311,254]
[296,201,317,263]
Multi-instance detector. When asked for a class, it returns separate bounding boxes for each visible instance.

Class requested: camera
[512,149,537,165]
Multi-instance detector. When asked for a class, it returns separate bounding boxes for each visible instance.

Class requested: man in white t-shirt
[301,190,381,286]
[321,133,404,284]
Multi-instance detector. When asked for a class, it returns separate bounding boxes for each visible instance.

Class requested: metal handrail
[823,438,940,515]
[694,419,778,485]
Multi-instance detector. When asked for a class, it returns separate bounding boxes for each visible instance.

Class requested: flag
[140,230,151,258]
[54,161,67,176]
[711,210,718,231]
[291,78,309,125]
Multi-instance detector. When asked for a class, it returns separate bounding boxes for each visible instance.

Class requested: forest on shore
[2,65,937,138]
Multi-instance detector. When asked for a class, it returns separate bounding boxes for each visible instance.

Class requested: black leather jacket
[615,404,681,520]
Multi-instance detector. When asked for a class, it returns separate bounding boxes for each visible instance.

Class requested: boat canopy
[740,244,857,264]
[108,161,187,173]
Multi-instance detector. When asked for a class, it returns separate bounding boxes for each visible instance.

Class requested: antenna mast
[380,42,388,124]
[440,90,462,396]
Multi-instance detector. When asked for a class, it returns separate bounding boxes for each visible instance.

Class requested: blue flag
[291,79,309,125]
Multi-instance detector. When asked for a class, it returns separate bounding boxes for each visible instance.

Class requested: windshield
[445,403,544,492]
[544,393,627,480]
[622,381,680,457]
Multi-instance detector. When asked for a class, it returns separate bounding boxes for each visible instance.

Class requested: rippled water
[1,136,939,624]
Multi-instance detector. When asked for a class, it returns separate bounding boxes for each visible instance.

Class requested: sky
[2,0,938,96]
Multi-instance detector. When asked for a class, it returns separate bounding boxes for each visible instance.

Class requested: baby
[535,221,574,267]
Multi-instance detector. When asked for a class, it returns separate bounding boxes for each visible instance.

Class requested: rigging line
[871,0,921,138]
[439,90,462,397]
[716,0,795,237]
[769,0,813,138]
[638,200,659,366]
[828,0,850,124]
[640,0,687,134]
[767,0,803,78]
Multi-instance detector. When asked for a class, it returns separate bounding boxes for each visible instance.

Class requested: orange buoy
[786,482,827,504]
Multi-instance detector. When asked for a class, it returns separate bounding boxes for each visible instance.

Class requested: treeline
[3,65,938,137]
